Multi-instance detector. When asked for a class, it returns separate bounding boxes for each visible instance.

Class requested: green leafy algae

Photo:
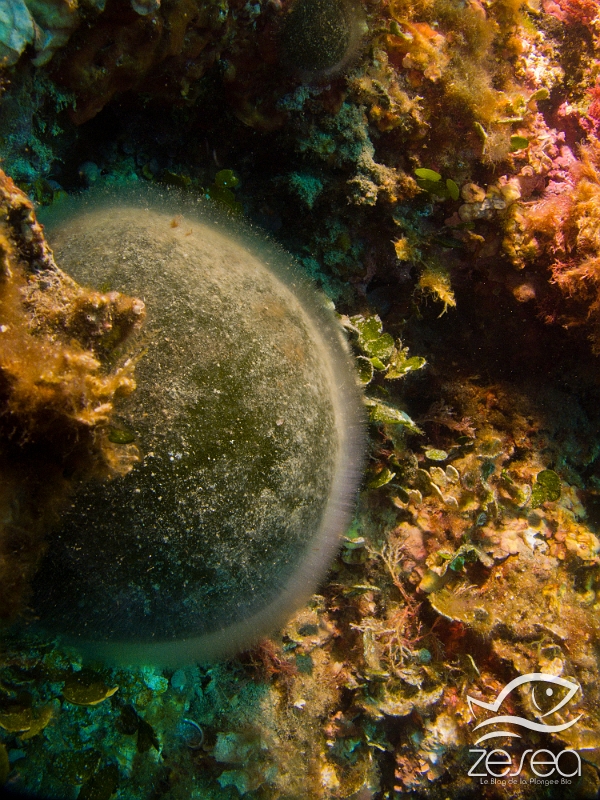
[365,398,423,434]
[425,449,448,462]
[0,703,54,739]
[530,469,561,507]
[356,356,374,385]
[414,168,442,181]
[107,428,136,444]
[386,352,426,379]
[446,178,460,200]
[510,134,529,152]
[214,169,239,189]
[62,672,118,706]
[368,467,396,488]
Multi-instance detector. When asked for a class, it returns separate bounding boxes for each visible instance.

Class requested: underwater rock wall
[2,0,600,798]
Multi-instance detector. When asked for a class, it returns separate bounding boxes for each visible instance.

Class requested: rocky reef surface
[0,170,144,628]
[2,0,600,798]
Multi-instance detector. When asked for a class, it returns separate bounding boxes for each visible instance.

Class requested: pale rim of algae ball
[30,184,365,666]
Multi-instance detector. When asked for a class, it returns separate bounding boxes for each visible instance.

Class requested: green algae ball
[32,187,364,665]
[280,0,365,82]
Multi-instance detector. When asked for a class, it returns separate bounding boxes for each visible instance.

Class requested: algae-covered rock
[31,186,363,664]
[0,0,34,66]
[0,170,144,624]
[0,0,83,67]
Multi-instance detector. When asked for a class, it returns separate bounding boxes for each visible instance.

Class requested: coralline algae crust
[32,187,364,665]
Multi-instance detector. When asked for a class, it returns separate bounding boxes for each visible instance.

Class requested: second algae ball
[33,187,363,665]
[280,0,365,81]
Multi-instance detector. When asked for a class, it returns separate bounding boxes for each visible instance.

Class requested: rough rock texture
[0,0,85,67]
[49,0,245,124]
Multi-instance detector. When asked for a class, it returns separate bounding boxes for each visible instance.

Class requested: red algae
[502,140,600,351]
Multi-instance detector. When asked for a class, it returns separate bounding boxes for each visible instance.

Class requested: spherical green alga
[32,186,363,665]
[280,0,365,82]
